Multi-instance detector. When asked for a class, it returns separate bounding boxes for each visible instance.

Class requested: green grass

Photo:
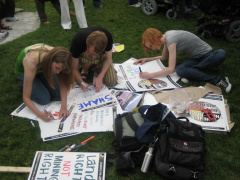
[0,0,240,179]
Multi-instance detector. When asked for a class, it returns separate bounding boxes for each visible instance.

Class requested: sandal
[0,24,12,30]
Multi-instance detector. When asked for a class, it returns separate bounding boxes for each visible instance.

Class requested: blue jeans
[17,73,60,105]
[175,49,226,85]
[83,0,101,6]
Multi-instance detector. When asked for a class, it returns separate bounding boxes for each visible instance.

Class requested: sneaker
[216,77,232,93]
[129,2,141,7]
[5,17,19,22]
[0,32,9,42]
[181,78,189,84]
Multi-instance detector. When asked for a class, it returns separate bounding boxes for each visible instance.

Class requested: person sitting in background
[70,26,117,92]
[15,44,75,121]
[4,0,19,22]
[134,28,232,93]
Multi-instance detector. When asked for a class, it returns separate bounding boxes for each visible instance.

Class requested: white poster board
[28,151,106,180]
[11,86,119,141]
[186,94,229,132]
[114,58,181,92]
[39,106,116,141]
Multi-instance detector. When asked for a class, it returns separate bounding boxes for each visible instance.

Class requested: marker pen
[30,120,35,127]
[81,81,90,90]
[71,142,87,151]
[81,136,94,144]
[64,144,75,152]
[44,110,54,120]
[59,144,72,152]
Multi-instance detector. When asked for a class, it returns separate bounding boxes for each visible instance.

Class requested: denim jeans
[17,73,60,105]
[83,0,101,6]
[175,49,226,85]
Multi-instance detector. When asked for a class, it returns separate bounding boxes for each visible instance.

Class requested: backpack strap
[115,114,123,149]
[114,112,141,149]
[125,112,140,132]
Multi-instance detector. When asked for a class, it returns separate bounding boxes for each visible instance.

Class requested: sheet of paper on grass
[185,94,230,133]
[11,85,117,121]
[39,106,116,141]
[113,58,181,92]
[28,151,106,180]
[112,43,124,52]
[11,85,120,141]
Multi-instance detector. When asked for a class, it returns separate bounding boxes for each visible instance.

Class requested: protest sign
[28,151,106,180]
[114,58,181,92]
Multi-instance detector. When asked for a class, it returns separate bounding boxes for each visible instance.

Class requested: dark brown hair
[41,47,75,90]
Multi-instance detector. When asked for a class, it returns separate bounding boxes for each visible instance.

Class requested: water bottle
[141,146,154,173]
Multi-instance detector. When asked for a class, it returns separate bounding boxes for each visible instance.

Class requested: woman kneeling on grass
[134,28,232,93]
[15,44,75,122]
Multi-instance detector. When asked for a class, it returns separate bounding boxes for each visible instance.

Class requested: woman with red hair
[134,28,231,93]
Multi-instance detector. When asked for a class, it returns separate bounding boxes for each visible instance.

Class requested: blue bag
[136,103,176,143]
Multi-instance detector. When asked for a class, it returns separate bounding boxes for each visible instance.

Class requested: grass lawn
[0,0,239,179]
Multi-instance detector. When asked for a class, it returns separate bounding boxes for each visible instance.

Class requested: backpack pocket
[168,138,204,167]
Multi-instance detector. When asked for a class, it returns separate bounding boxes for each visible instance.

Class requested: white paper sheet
[113,58,181,92]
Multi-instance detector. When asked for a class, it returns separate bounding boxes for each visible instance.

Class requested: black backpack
[154,117,206,180]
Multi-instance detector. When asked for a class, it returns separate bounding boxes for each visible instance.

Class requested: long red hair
[141,28,163,56]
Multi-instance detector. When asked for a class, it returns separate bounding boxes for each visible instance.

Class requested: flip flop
[0,24,12,30]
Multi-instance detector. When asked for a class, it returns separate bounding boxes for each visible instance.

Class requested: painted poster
[114,58,181,92]
[28,151,106,180]
[67,85,117,111]
[11,85,117,121]
[11,86,119,141]
[39,106,116,141]
[174,94,229,133]
[187,94,229,132]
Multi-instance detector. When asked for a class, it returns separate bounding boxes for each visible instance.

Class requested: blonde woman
[15,44,75,122]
